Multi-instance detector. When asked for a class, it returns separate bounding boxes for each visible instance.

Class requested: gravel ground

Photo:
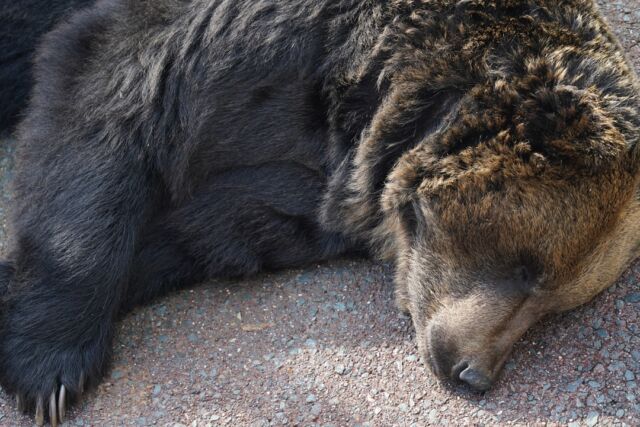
[0,1,639,426]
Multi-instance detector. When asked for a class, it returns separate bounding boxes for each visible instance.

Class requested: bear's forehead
[411,162,637,278]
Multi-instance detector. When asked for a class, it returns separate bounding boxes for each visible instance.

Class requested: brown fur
[323,0,640,388]
[2,2,639,415]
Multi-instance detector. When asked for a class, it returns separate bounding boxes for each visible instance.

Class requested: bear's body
[1,0,639,424]
[0,0,95,133]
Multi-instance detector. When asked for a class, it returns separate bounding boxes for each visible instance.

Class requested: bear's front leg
[0,140,152,426]
[0,282,113,426]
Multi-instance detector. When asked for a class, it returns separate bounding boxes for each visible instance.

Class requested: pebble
[566,380,582,392]
[588,380,601,390]
[306,394,317,403]
[333,302,346,311]
[624,292,640,303]
[297,273,313,285]
[585,411,599,427]
[625,370,635,381]
[428,409,439,423]
[310,404,322,417]
[335,364,346,375]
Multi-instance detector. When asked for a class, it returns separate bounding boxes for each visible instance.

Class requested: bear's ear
[513,84,628,171]
[381,148,429,213]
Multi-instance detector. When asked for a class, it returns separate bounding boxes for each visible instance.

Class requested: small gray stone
[616,409,625,417]
[588,380,601,390]
[624,292,640,303]
[566,380,582,392]
[625,370,635,381]
[306,394,317,403]
[310,403,322,417]
[428,409,439,423]
[585,411,599,427]
[297,273,313,285]
[335,364,346,375]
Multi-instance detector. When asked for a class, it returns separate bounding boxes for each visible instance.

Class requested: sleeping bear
[1,0,639,425]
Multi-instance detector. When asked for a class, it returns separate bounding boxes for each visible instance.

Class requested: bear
[0,0,95,134]
[1,0,639,425]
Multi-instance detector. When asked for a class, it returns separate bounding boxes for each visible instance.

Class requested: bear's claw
[16,394,25,413]
[48,390,57,426]
[20,383,69,427]
[35,395,43,426]
[58,385,67,423]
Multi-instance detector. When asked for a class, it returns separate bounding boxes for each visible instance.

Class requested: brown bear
[0,0,638,425]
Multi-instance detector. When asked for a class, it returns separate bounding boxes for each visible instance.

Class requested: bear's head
[379,60,640,391]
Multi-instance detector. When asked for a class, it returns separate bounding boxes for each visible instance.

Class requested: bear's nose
[426,322,495,391]
[458,365,492,391]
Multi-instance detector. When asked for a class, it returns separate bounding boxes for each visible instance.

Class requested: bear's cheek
[547,198,640,313]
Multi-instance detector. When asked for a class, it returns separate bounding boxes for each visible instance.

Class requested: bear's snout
[425,319,496,392]
[419,292,546,392]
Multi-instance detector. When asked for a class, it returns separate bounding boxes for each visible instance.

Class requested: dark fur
[0,0,95,133]
[1,0,639,422]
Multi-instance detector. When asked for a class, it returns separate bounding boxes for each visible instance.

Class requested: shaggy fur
[1,0,639,424]
[0,0,95,134]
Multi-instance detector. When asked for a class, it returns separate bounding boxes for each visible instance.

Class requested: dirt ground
[0,1,639,426]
